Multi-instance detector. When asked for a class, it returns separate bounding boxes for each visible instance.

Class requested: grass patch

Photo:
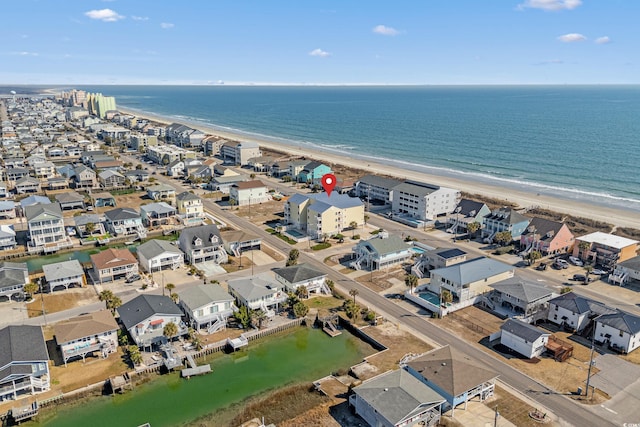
[265,228,296,245]
[303,296,343,313]
[311,242,331,251]
[493,245,514,255]
[109,188,138,196]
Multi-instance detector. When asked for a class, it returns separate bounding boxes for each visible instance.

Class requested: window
[620,330,624,337]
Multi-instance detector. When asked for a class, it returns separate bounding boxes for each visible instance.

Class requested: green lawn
[311,242,331,251]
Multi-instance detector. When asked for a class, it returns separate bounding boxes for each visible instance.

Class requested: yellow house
[176,191,205,226]
[285,192,364,239]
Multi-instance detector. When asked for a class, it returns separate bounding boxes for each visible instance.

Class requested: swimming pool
[411,247,426,254]
[286,229,306,238]
[418,292,440,306]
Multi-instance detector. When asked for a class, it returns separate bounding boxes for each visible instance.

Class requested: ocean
[78,85,640,212]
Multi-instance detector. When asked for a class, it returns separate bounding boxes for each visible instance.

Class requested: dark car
[536,262,547,271]
[572,274,592,283]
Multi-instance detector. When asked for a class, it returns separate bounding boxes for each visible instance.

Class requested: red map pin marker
[321,173,337,197]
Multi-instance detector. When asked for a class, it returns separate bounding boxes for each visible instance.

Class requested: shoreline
[117,106,640,230]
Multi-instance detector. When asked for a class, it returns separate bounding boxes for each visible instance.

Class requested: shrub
[351,234,360,240]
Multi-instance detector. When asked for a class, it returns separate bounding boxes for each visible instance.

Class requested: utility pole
[494,405,499,427]
[585,316,599,398]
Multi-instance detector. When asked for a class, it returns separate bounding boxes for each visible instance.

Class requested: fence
[447,311,492,336]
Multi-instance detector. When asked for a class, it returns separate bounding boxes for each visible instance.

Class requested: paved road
[122,154,620,426]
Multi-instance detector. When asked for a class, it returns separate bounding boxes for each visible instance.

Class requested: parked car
[572,274,587,282]
[125,274,141,283]
[553,259,569,269]
[591,268,606,275]
[568,256,584,267]
[535,262,547,271]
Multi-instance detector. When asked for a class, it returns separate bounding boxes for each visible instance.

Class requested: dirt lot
[234,200,285,225]
[221,254,255,273]
[437,306,603,402]
[486,386,561,427]
[27,287,97,317]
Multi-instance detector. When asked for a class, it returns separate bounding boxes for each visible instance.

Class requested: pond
[33,327,374,427]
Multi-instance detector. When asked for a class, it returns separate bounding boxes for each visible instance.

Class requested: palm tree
[441,289,453,305]
[578,241,591,260]
[235,306,251,329]
[349,221,358,237]
[349,288,359,305]
[405,274,418,293]
[295,286,309,300]
[127,345,143,366]
[170,293,179,303]
[99,290,122,313]
[293,302,309,318]
[286,249,299,266]
[24,282,39,300]
[165,283,175,295]
[229,198,237,209]
[163,322,179,340]
[494,231,513,246]
[528,250,542,266]
[85,222,95,235]
[364,215,370,225]
[252,309,268,329]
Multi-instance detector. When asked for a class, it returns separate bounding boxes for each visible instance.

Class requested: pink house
[520,217,574,255]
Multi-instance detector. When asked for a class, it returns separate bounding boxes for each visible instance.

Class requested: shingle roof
[179,225,223,253]
[227,273,279,301]
[522,217,566,241]
[405,345,498,397]
[617,255,640,271]
[597,311,640,335]
[176,191,201,202]
[490,279,553,303]
[0,325,49,371]
[220,230,260,244]
[73,214,103,227]
[55,191,84,204]
[485,207,529,225]
[549,292,616,316]
[20,195,51,208]
[137,239,183,260]
[117,295,182,330]
[90,248,137,270]
[104,207,140,221]
[140,202,176,216]
[273,263,326,284]
[43,260,84,281]
[431,257,513,285]
[353,369,445,425]
[455,199,488,217]
[25,202,62,221]
[359,235,411,256]
[501,319,549,342]
[309,192,363,209]
[178,284,233,311]
[54,309,119,345]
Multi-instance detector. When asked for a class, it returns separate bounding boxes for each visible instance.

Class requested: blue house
[403,345,498,417]
[297,161,332,185]
[481,207,530,243]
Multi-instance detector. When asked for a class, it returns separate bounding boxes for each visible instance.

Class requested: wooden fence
[447,311,492,336]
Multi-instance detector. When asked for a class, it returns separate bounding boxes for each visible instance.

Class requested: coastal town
[1,90,640,427]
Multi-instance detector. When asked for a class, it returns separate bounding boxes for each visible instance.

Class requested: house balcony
[193,309,234,327]
[135,321,188,348]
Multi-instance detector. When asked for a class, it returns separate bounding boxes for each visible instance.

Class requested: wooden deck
[10,401,39,423]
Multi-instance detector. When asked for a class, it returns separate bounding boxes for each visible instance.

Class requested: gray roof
[176,191,201,202]
[178,284,233,311]
[486,207,529,225]
[20,195,52,208]
[287,193,309,206]
[405,345,498,397]
[104,207,140,221]
[42,260,84,281]
[357,174,404,190]
[137,239,183,260]
[140,202,176,216]
[308,192,363,210]
[455,199,488,217]
[617,255,640,272]
[392,181,440,197]
[0,201,15,211]
[353,369,445,425]
[74,214,103,227]
[98,170,124,179]
[25,202,62,221]
[596,311,640,335]
[501,319,549,342]
[358,235,411,256]
[273,263,326,284]
[117,295,182,330]
[147,184,176,193]
[15,176,40,186]
[0,325,49,374]
[431,248,467,259]
[179,224,223,252]
[0,267,27,290]
[431,257,513,285]
[521,217,567,242]
[490,279,553,303]
[227,273,279,301]
[549,292,616,316]
[55,191,84,204]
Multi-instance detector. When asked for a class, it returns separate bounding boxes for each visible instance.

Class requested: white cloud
[132,16,149,21]
[84,9,124,22]
[160,22,175,29]
[309,48,330,57]
[518,0,582,11]
[13,51,39,56]
[595,36,611,44]
[373,25,399,36]
[557,33,586,43]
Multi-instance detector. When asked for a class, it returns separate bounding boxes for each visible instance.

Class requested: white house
[42,260,86,292]
[117,295,187,348]
[227,273,287,317]
[53,310,119,366]
[391,181,460,221]
[273,263,330,295]
[351,235,413,271]
[229,180,270,206]
[136,239,184,273]
[178,284,235,333]
[547,292,616,333]
[499,319,550,359]
[354,174,404,205]
[178,224,228,265]
[0,224,17,250]
[594,311,640,354]
[610,255,640,286]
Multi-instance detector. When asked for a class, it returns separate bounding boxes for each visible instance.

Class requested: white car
[568,256,583,267]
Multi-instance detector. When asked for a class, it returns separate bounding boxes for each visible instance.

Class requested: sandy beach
[118,106,640,230]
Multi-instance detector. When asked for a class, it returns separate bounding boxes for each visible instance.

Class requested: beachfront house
[351,235,413,271]
[0,225,17,251]
[175,191,205,226]
[220,230,261,257]
[42,260,86,293]
[0,262,29,302]
[445,199,491,235]
[594,311,640,354]
[573,232,639,269]
[90,248,139,284]
[140,202,177,227]
[227,273,287,317]
[422,257,515,304]
[403,346,498,417]
[610,255,640,286]
[391,181,460,221]
[284,192,364,240]
[349,369,446,427]
[136,239,184,273]
[73,165,97,189]
[47,176,69,191]
[547,292,616,333]
[104,207,146,238]
[355,174,404,205]
[178,224,228,265]
[498,319,551,359]
[53,310,119,366]
[229,180,270,206]
[117,294,187,348]
[0,325,50,401]
[519,217,575,256]
[25,202,72,253]
[297,161,332,185]
[273,263,330,295]
[482,207,530,243]
[220,141,262,166]
[178,284,235,333]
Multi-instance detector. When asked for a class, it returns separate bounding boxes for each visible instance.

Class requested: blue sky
[1,0,637,85]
